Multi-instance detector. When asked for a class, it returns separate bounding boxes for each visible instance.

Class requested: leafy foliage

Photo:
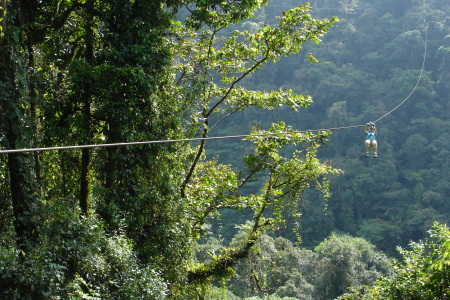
[339,222,450,300]
[227,0,450,257]
[314,233,393,299]
[224,233,391,299]
[0,0,338,298]
[0,211,168,299]
[3,0,447,298]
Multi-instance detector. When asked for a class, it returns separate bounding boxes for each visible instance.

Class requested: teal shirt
[366,132,376,140]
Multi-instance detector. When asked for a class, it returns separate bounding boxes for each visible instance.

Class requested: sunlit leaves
[241,122,337,227]
[169,3,337,133]
[185,158,264,236]
[185,115,337,284]
[0,5,4,41]
[185,159,239,212]
[169,10,337,285]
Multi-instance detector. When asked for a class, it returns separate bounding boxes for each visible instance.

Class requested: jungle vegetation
[0,0,449,299]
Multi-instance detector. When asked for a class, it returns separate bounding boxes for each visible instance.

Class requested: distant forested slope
[209,0,450,255]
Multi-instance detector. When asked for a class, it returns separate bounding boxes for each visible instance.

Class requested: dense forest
[238,0,450,256]
[0,0,449,299]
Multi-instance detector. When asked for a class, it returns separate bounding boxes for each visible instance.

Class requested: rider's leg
[372,140,378,158]
[365,140,370,157]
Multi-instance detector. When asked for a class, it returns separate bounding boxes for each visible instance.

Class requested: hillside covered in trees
[213,0,450,256]
[0,0,449,299]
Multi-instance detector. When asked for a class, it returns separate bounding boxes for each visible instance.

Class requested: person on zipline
[364,122,377,158]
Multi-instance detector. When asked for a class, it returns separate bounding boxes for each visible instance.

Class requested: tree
[314,233,392,300]
[0,0,63,253]
[165,3,338,293]
[339,222,450,300]
[0,0,338,298]
[228,235,318,299]
[219,232,390,300]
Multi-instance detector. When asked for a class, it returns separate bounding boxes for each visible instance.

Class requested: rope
[0,23,428,155]
[0,125,364,154]
[373,26,428,124]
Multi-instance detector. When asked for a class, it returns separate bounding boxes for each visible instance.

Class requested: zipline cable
[0,125,364,154]
[0,24,428,155]
[373,25,428,124]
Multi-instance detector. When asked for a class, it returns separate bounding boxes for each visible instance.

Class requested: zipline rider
[364,122,378,158]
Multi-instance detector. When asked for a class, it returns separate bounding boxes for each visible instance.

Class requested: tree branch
[180,125,207,198]
[205,50,270,119]
[188,201,270,283]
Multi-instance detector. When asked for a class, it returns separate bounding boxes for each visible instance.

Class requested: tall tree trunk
[0,0,43,252]
[79,0,95,215]
[26,40,43,197]
[0,36,35,252]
